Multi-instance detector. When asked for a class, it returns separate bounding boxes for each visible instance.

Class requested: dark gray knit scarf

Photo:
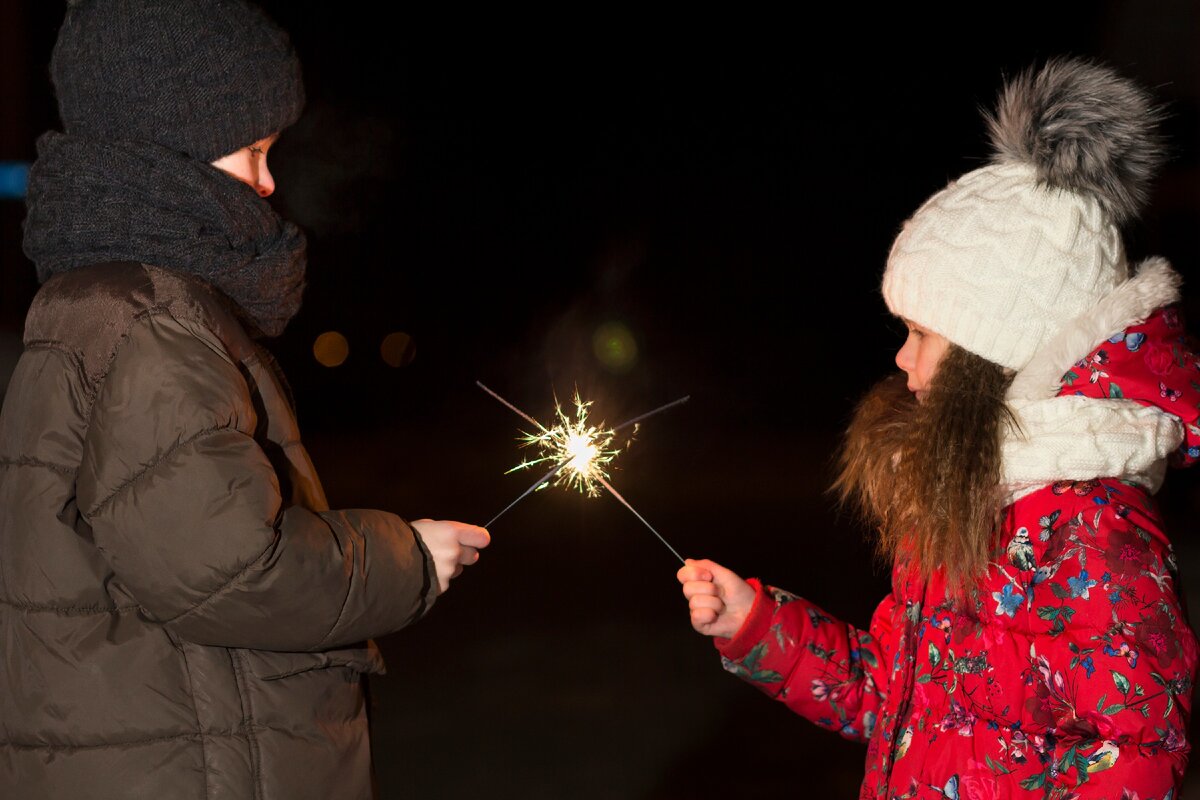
[23,132,306,337]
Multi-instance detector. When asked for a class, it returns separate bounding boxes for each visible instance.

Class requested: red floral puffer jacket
[720,306,1200,799]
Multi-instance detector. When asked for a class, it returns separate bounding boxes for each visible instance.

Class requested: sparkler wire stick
[485,461,567,528]
[475,381,546,431]
[612,395,690,433]
[477,382,690,552]
[477,382,563,526]
[597,476,685,564]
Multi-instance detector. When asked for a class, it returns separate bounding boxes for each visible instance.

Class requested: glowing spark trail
[478,382,689,562]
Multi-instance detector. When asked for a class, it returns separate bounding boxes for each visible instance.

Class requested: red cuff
[714,578,771,661]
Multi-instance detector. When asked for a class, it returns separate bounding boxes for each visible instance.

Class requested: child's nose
[256,165,275,198]
[895,337,915,372]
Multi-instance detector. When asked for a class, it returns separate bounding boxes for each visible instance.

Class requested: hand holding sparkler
[678,559,756,639]
[410,519,491,594]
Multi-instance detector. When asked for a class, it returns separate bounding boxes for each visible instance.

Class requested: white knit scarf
[1001,258,1184,501]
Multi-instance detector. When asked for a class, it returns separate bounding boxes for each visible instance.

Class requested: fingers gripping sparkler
[477,381,688,563]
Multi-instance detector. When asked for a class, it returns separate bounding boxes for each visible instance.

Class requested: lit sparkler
[477,381,688,563]
[507,392,618,498]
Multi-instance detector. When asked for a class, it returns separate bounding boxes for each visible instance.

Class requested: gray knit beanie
[51,0,305,162]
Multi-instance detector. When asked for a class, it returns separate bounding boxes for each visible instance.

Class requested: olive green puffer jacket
[0,262,437,800]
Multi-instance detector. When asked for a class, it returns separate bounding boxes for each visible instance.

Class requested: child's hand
[677,558,755,639]
[410,519,491,594]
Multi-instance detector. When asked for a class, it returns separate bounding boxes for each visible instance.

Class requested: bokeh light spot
[380,331,417,367]
[593,321,638,372]
[313,331,350,367]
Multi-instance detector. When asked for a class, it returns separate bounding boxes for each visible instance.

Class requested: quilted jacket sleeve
[75,311,437,651]
[716,578,894,743]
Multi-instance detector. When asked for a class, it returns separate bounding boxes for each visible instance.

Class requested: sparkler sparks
[477,381,689,563]
[507,393,618,498]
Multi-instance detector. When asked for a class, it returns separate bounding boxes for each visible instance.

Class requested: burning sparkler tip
[482,385,690,546]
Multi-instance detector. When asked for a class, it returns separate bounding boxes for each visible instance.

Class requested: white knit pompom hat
[882,58,1165,372]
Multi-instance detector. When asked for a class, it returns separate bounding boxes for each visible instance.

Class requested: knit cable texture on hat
[50,0,304,162]
[882,58,1165,372]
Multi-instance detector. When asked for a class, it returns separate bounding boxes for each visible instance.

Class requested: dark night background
[3,3,1199,797]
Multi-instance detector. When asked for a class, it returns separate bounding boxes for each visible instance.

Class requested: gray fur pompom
[986,57,1166,225]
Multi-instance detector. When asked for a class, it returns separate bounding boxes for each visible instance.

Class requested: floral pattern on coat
[718,308,1200,799]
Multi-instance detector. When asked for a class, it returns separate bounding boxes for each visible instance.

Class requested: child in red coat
[680,58,1199,797]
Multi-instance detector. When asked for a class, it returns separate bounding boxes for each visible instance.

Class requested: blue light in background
[0,162,30,199]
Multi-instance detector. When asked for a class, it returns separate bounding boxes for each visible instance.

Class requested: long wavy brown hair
[832,345,1015,594]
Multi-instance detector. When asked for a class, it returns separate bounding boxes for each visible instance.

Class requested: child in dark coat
[1,2,487,797]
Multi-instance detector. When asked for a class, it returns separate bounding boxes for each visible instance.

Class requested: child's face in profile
[895,320,949,403]
[210,133,280,198]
